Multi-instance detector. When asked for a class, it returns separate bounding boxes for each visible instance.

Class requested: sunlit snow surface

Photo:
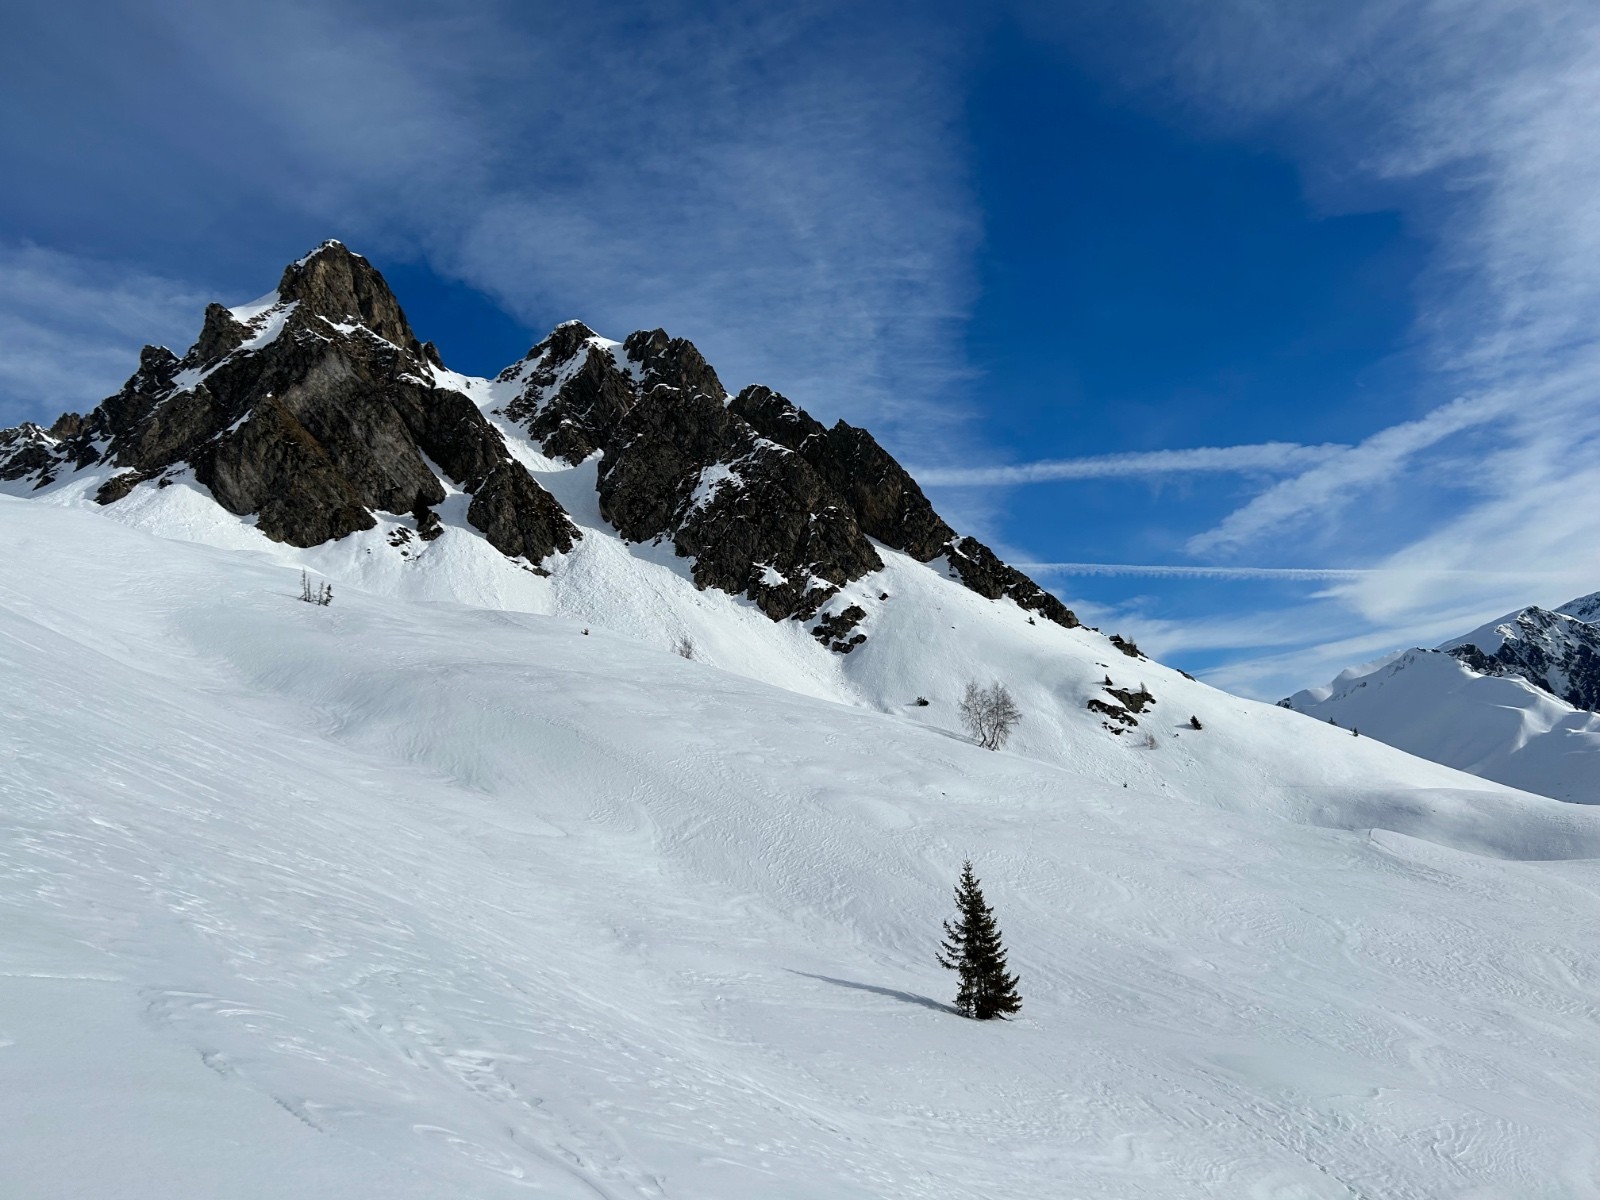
[1290,648,1600,805]
[5,497,1600,1199]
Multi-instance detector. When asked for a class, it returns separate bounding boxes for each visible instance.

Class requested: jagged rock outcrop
[730,385,954,559]
[1559,591,1600,625]
[498,322,638,465]
[728,385,1078,629]
[1,239,1078,633]
[942,537,1079,629]
[597,335,881,620]
[2,241,578,562]
[276,243,424,356]
[1445,606,1600,713]
[0,423,62,483]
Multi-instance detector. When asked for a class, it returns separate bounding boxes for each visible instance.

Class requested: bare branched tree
[959,681,1021,750]
[674,636,696,660]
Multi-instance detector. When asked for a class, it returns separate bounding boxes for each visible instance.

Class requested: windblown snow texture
[6,498,1600,1199]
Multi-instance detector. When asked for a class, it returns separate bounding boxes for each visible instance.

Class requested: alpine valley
[4,243,1600,1199]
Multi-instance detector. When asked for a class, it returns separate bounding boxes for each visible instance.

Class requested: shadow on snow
[787,970,957,1015]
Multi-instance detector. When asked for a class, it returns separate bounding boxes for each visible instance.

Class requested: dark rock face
[467,461,577,568]
[0,424,62,483]
[0,241,577,561]
[275,240,423,355]
[0,238,1081,633]
[1107,633,1143,659]
[198,397,377,545]
[729,384,1077,629]
[597,359,881,620]
[812,604,868,653]
[499,322,638,465]
[944,537,1080,629]
[1447,606,1600,712]
[1087,697,1136,729]
[1560,592,1600,624]
[623,328,726,409]
[730,385,955,559]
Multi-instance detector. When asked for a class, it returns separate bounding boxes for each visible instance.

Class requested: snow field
[5,499,1600,1197]
[1289,649,1600,805]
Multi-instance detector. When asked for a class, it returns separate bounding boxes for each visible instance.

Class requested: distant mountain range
[1284,593,1600,803]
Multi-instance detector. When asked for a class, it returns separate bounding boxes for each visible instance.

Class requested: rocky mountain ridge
[1282,592,1600,803]
[1439,601,1600,712]
[1,241,1077,641]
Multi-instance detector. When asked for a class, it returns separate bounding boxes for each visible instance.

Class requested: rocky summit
[0,241,1076,635]
[1442,603,1600,713]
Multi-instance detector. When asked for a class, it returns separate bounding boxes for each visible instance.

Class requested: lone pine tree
[937,860,1022,1020]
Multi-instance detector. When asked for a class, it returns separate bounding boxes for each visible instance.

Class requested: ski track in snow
[5,499,1600,1197]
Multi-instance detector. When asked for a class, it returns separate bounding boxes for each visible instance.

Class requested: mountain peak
[2,239,1080,638]
[275,241,420,353]
[1558,591,1600,624]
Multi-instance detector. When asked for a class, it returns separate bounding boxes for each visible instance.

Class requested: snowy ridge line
[1287,592,1600,803]
[1,240,1082,650]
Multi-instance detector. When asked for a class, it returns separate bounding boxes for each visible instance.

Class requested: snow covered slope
[1287,600,1600,804]
[7,497,1600,1199]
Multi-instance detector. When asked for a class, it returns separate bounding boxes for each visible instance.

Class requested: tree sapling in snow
[937,860,1022,1020]
[299,570,333,607]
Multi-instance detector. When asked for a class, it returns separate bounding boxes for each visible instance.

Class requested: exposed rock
[598,375,881,620]
[1087,697,1137,728]
[196,398,376,546]
[191,302,252,366]
[0,424,62,483]
[467,461,577,568]
[2,241,576,559]
[812,604,868,653]
[730,385,954,559]
[412,498,444,541]
[500,322,638,464]
[945,537,1079,628]
[95,470,154,505]
[623,328,726,407]
[2,240,1089,645]
[1446,606,1600,712]
[727,385,1078,629]
[275,240,422,355]
[1105,684,1155,714]
[1109,634,1143,659]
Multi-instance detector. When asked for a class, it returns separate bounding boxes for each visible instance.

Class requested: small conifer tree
[936,860,1022,1020]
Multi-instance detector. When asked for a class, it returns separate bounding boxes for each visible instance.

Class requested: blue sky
[4,0,1599,698]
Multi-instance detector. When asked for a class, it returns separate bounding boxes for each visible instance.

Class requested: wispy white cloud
[1184,391,1511,555]
[0,244,207,422]
[1011,0,1600,692]
[915,441,1342,486]
[1019,562,1568,582]
[0,1,980,449]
